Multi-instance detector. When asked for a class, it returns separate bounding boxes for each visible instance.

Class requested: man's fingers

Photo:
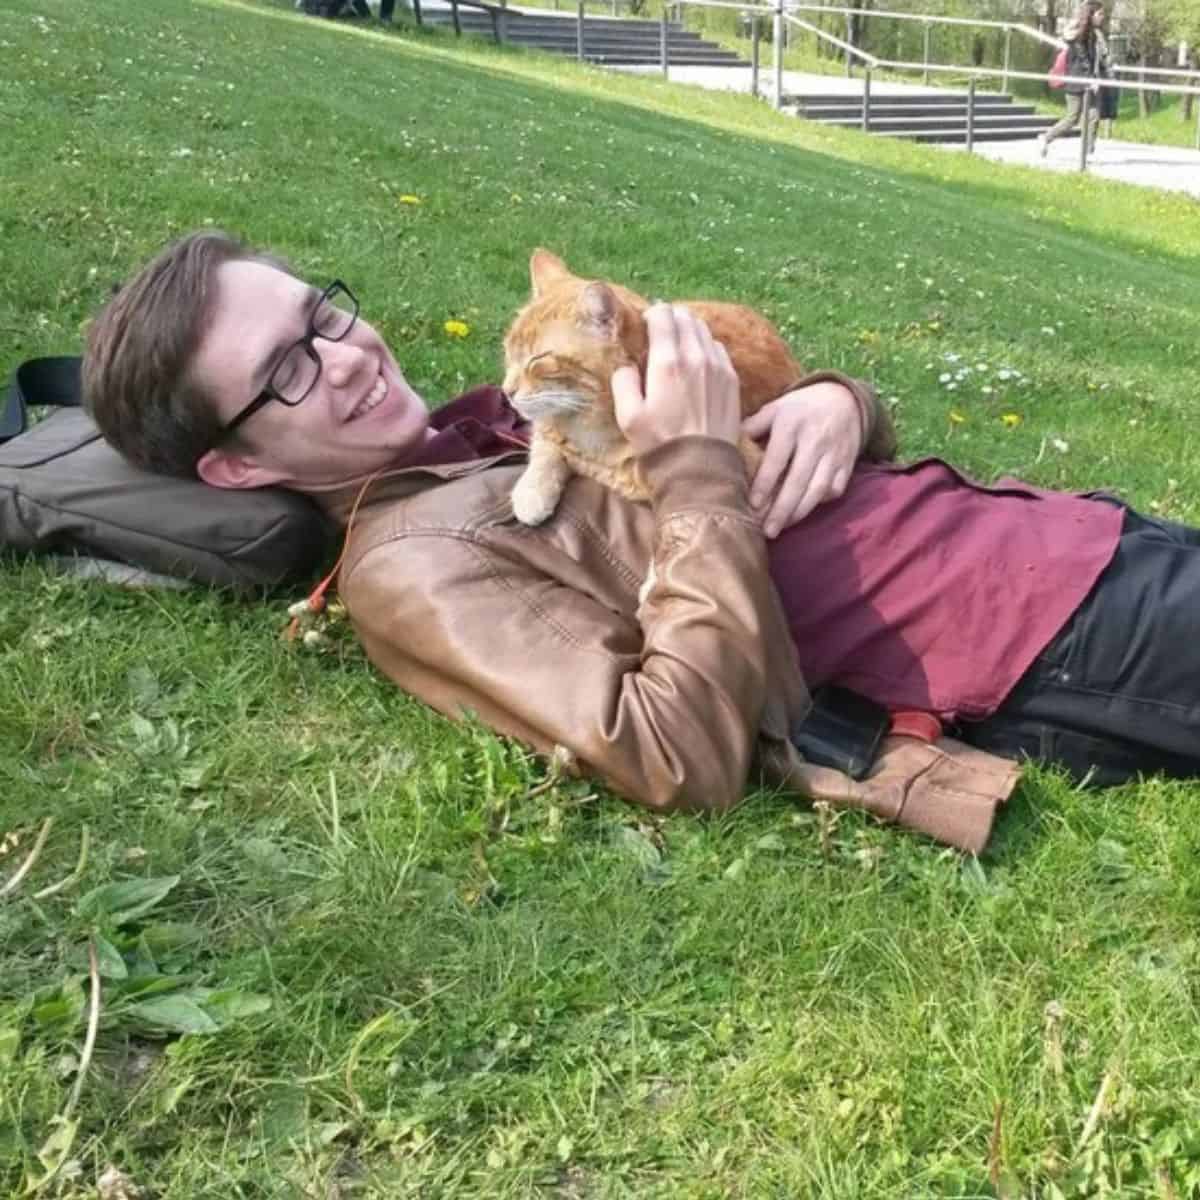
[765,457,825,536]
[749,421,795,511]
[670,303,706,365]
[611,364,644,434]
[742,402,776,442]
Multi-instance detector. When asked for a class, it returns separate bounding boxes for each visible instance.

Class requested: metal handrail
[668,0,1200,168]
[784,3,1060,53]
[874,59,1200,98]
[786,13,878,69]
[1111,62,1200,82]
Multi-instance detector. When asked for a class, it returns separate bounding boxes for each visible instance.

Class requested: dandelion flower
[398,194,422,205]
[949,409,965,422]
[444,319,470,338]
[1001,413,1021,427]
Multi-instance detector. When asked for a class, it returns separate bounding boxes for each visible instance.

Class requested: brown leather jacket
[326,373,1020,854]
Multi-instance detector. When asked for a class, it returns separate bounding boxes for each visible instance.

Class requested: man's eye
[314,303,342,334]
[273,351,300,390]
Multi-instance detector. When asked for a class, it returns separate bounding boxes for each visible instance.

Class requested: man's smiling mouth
[350,372,387,420]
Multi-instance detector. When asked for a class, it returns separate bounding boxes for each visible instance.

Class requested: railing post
[411,0,422,24]
[922,21,931,85]
[751,15,761,99]
[576,0,584,62]
[965,76,975,152]
[1002,25,1012,93]
[773,0,784,110]
[1195,96,1200,150]
[498,0,508,44]
[1078,88,1091,172]
[661,9,669,78]
[450,0,461,36]
[861,66,871,132]
[844,12,853,77]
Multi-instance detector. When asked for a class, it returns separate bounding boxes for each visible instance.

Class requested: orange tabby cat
[503,249,804,526]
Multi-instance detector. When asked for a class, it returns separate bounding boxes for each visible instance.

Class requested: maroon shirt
[426,388,1123,720]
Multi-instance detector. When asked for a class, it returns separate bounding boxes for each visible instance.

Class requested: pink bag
[1049,46,1068,89]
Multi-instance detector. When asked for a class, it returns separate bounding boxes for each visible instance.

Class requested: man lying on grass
[82,231,1200,854]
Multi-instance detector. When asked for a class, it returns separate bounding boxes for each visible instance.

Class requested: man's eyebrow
[255,285,322,387]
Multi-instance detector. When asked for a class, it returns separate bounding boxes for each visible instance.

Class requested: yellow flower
[948,410,966,425]
[1001,412,1022,428]
[444,319,470,339]
[398,194,422,205]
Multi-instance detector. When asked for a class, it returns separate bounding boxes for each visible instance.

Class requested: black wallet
[789,685,890,781]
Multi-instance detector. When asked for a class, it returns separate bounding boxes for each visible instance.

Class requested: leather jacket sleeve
[342,437,807,815]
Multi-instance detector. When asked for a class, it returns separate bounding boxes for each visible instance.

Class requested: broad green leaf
[77,875,180,925]
[140,921,204,955]
[93,933,129,980]
[35,1115,78,1176]
[116,974,192,999]
[127,664,161,709]
[125,994,218,1035]
[241,837,291,874]
[201,989,272,1027]
[0,1026,18,1065]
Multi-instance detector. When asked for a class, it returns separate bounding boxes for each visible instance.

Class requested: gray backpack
[0,357,331,590]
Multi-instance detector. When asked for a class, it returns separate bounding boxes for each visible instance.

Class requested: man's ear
[196,446,288,490]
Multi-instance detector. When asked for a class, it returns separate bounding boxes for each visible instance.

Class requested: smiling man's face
[194,260,433,492]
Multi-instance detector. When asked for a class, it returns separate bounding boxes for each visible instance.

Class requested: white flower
[975,363,987,371]
[944,353,961,363]
[997,369,1013,381]
[981,386,994,395]
[1041,326,1056,336]
[939,372,953,383]
[1052,438,1069,453]
[946,382,958,391]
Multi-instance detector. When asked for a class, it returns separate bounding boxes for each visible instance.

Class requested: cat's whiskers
[513,389,591,419]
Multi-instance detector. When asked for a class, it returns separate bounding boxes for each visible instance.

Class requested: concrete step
[420,10,744,62]
[785,90,1014,107]
[798,102,1038,121]
[893,125,1078,144]
[813,114,1056,133]
[424,12,675,31]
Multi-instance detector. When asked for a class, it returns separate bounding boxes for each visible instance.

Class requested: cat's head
[502,250,648,425]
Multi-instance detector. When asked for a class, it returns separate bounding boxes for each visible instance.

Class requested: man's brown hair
[83,231,282,478]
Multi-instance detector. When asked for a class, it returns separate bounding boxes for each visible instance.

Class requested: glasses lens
[312,287,357,341]
[269,343,321,405]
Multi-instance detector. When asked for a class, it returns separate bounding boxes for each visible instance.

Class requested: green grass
[3,0,1200,1195]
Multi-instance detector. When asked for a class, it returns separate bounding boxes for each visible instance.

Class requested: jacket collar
[313,385,529,526]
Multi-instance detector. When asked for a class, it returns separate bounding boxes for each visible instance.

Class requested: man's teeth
[351,374,387,419]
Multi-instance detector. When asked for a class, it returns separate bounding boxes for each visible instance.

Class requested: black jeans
[960,506,1200,785]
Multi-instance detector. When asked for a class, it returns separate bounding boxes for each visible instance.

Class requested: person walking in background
[1040,1,1110,158]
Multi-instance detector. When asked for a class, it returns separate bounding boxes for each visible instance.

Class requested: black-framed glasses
[223,280,359,435]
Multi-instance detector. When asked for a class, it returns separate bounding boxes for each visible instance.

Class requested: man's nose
[319,337,369,388]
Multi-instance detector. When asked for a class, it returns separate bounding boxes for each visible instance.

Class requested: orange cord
[284,466,388,641]
[284,426,530,640]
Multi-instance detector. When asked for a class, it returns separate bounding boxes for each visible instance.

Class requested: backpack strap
[2,356,84,442]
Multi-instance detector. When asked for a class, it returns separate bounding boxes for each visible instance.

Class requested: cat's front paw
[511,474,560,526]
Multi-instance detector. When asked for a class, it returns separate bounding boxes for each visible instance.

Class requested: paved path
[615,63,1200,201]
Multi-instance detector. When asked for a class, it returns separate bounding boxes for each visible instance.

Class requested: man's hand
[612,304,740,458]
[743,380,863,538]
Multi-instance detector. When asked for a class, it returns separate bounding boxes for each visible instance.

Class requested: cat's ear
[529,249,571,296]
[579,282,619,339]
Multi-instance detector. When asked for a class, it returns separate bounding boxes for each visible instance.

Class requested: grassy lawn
[3,0,1200,1195]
